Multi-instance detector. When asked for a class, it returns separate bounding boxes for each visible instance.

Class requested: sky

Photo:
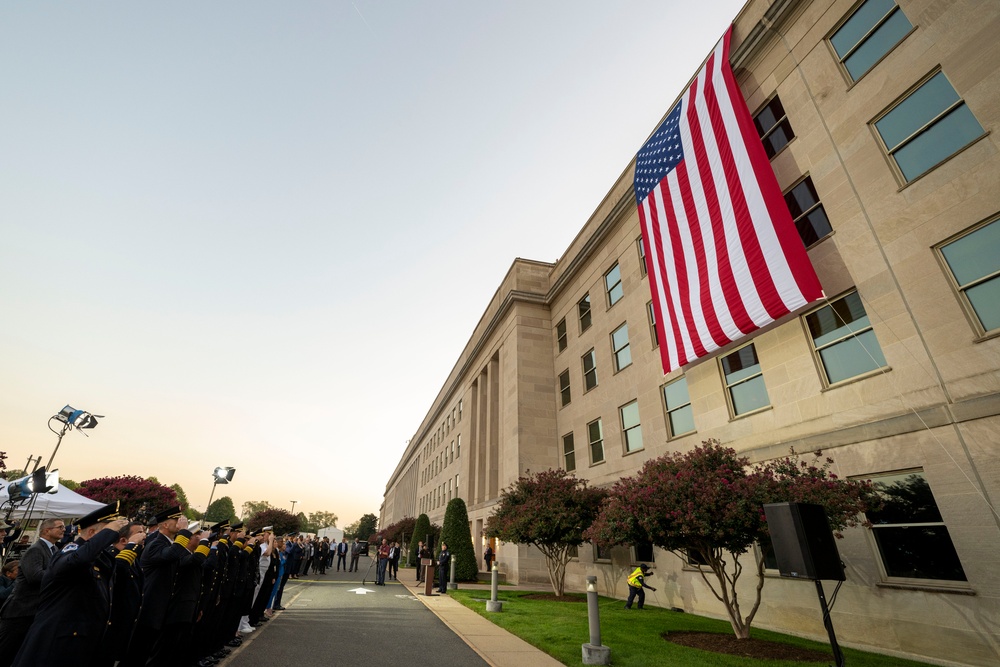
[0,0,747,527]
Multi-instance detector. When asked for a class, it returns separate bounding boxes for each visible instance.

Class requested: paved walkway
[397,576,564,667]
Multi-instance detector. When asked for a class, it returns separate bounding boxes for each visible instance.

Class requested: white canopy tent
[0,479,105,520]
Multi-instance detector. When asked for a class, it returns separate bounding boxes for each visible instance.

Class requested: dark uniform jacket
[0,539,54,619]
[137,530,194,631]
[11,529,119,667]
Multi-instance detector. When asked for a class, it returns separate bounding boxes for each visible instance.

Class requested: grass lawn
[448,589,932,667]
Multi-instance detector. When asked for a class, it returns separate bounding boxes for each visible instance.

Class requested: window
[559,370,571,407]
[605,263,623,306]
[784,177,833,248]
[582,349,598,391]
[662,376,695,438]
[563,433,576,472]
[938,217,1000,335]
[579,294,592,332]
[450,441,455,464]
[567,544,579,559]
[634,541,654,563]
[754,96,794,158]
[594,543,612,562]
[685,549,709,567]
[647,302,659,348]
[611,323,632,371]
[831,0,912,81]
[458,400,463,420]
[865,470,967,582]
[456,434,461,458]
[620,400,643,453]
[636,237,647,277]
[758,534,779,571]
[587,419,604,464]
[556,318,568,352]
[874,71,985,182]
[721,343,770,416]
[806,291,888,385]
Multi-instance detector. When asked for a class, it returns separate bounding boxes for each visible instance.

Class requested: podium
[422,558,434,595]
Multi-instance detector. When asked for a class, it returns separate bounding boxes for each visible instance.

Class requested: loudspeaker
[763,502,845,581]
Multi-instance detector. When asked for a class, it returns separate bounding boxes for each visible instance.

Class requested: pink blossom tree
[76,475,179,520]
[486,469,607,596]
[586,440,878,639]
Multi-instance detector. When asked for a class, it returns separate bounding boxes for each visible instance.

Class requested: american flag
[635,27,823,374]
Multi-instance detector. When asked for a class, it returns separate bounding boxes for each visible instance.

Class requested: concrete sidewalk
[399,578,564,667]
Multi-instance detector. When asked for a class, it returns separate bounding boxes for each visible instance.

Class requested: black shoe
[275,606,286,611]
[227,639,242,648]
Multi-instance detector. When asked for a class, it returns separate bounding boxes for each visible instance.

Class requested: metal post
[816,580,846,667]
[45,423,69,470]
[486,561,502,612]
[205,480,219,517]
[582,575,611,665]
[448,555,457,589]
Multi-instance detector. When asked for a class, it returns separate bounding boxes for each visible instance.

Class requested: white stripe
[710,40,809,314]
[682,60,744,341]
[640,199,679,369]
[697,39,771,327]
[652,182,697,364]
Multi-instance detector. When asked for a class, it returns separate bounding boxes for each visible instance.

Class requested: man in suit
[336,538,348,571]
[388,541,400,580]
[12,503,127,666]
[349,538,362,572]
[0,518,65,667]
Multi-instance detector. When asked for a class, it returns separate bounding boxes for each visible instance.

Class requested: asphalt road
[227,567,489,666]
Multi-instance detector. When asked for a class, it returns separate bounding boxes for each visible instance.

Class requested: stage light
[7,467,59,503]
[213,467,236,484]
[54,405,102,430]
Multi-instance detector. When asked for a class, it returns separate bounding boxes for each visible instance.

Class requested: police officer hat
[230,522,244,531]
[75,501,122,529]
[150,506,184,525]
[639,563,652,573]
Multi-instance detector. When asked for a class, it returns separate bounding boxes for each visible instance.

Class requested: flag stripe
[634,27,823,374]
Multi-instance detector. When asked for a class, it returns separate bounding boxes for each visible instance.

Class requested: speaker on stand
[763,502,847,667]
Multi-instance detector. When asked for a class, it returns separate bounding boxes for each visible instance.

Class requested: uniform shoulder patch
[61,543,79,553]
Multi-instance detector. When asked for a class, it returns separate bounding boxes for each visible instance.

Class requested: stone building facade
[381,0,1000,664]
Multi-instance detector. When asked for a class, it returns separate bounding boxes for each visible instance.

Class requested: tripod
[362,553,378,585]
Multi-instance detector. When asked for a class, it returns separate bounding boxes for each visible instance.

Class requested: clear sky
[1,0,746,527]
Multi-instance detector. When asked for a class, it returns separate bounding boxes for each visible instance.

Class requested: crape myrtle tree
[440,498,478,581]
[586,440,879,639]
[381,516,417,554]
[77,475,179,520]
[486,469,607,596]
[247,507,300,535]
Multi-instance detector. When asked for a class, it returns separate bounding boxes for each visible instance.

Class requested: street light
[205,467,236,515]
[46,404,103,469]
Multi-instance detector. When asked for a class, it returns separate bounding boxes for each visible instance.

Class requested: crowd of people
[0,503,314,667]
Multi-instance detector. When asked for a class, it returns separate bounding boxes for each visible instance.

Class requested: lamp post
[46,405,102,470]
[206,467,236,516]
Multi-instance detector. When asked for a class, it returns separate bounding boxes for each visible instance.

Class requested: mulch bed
[664,631,832,662]
[520,593,588,602]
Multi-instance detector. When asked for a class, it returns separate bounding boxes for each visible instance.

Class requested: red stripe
[638,208,675,372]
[718,34,823,303]
[702,49,787,321]
[659,179,708,360]
[684,61,756,336]
[646,196,690,368]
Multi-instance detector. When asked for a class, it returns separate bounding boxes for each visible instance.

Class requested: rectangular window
[605,263,623,306]
[784,176,833,248]
[636,236,647,277]
[579,294,592,332]
[559,369,572,407]
[456,434,461,458]
[646,302,659,348]
[587,419,605,464]
[620,400,643,453]
[938,217,1000,335]
[634,541,654,563]
[611,323,632,371]
[721,343,770,416]
[806,291,888,385]
[874,71,985,182]
[582,349,598,391]
[754,96,794,159]
[563,433,576,472]
[451,441,455,464]
[831,0,912,81]
[662,376,695,438]
[567,544,579,559]
[458,400,463,420]
[594,543,612,562]
[865,470,967,582]
[556,318,568,352]
[455,474,459,494]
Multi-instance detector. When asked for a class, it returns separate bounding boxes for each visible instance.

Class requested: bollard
[448,556,457,590]
[486,561,502,612]
[581,576,610,665]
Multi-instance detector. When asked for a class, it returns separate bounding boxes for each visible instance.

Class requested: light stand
[205,467,236,516]
[47,405,102,470]
[290,500,298,515]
